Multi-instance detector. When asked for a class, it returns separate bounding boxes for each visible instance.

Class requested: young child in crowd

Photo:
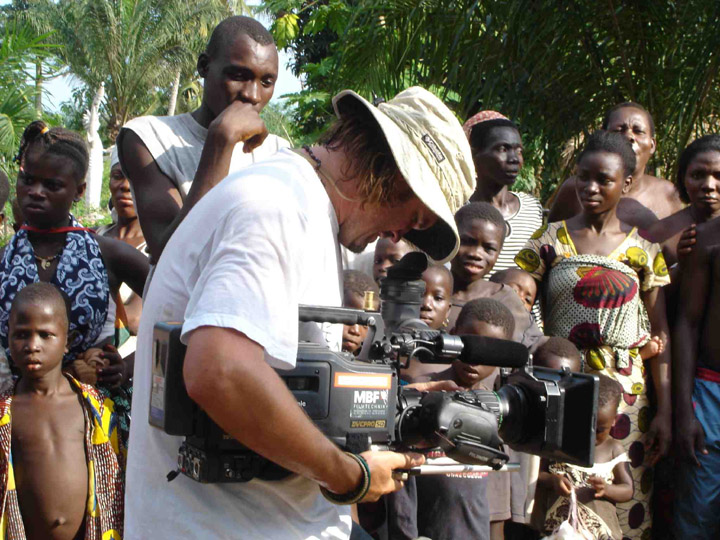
[489,268,538,313]
[389,297,515,540]
[455,298,517,540]
[449,202,543,351]
[400,264,454,383]
[533,336,582,372]
[372,237,414,284]
[341,270,379,355]
[449,203,541,539]
[538,374,632,540]
[0,282,124,538]
[418,263,453,330]
[451,202,506,304]
[451,298,515,388]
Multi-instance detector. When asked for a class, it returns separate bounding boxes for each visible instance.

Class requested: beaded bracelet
[320,452,371,505]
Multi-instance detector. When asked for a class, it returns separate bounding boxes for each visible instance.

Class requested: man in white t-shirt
[125,86,477,538]
[118,16,289,261]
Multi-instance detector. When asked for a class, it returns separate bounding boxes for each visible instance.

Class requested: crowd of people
[0,13,717,540]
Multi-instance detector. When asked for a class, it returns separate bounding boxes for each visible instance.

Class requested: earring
[442,317,450,329]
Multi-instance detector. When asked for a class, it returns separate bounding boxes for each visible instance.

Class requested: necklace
[302,145,322,171]
[21,225,91,234]
[299,145,360,204]
[35,252,61,270]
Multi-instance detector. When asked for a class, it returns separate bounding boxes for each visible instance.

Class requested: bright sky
[34,5,303,112]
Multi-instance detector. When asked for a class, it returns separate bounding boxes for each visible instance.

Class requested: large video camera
[149,253,598,483]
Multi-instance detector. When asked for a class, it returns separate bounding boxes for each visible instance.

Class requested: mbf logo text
[353,390,389,404]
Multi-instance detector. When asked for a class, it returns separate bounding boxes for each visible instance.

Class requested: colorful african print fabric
[544,454,630,539]
[0,215,110,364]
[0,375,124,539]
[515,222,669,387]
[516,222,670,538]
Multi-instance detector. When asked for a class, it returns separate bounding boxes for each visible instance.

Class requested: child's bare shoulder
[610,439,627,459]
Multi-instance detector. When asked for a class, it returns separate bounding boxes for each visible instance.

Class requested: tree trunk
[34,59,42,119]
[84,83,105,209]
[168,67,181,116]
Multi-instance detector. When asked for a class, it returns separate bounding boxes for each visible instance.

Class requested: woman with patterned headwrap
[515,131,672,539]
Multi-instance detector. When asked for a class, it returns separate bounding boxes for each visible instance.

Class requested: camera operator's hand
[357,451,425,502]
[550,473,573,497]
[646,413,671,465]
[675,414,708,467]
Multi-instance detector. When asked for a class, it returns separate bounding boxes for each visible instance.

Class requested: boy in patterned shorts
[0,282,124,539]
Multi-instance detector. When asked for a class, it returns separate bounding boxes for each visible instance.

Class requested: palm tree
[0,16,55,167]
[47,0,244,141]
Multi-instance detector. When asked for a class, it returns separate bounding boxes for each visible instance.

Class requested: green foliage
[261,101,302,146]
[44,0,240,141]
[0,16,56,171]
[273,12,300,48]
[261,0,720,201]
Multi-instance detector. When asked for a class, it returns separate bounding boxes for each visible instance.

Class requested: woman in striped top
[462,111,544,277]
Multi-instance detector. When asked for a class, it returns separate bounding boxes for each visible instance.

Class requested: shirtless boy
[673,215,720,539]
[0,283,123,539]
[549,102,683,228]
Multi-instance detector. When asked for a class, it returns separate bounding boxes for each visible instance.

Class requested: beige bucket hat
[332,87,476,263]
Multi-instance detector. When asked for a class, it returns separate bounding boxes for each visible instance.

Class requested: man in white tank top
[117,16,290,262]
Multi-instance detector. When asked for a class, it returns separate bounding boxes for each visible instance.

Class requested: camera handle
[299,305,379,326]
[298,305,385,362]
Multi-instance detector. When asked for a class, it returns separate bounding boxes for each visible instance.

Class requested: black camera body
[149,253,599,483]
[151,324,399,482]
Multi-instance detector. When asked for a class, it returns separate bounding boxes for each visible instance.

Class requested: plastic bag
[542,489,594,540]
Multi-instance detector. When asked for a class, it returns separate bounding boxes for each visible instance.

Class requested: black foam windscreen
[457,336,529,368]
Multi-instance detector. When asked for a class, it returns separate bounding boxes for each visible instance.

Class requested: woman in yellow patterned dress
[516,132,671,539]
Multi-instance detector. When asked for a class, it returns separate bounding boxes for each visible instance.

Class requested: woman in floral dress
[516,131,672,539]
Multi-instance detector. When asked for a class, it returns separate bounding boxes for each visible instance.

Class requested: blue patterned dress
[0,215,110,364]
